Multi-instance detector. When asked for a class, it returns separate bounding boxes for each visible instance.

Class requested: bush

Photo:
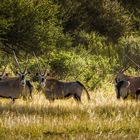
[117,33,140,68]
[46,50,116,89]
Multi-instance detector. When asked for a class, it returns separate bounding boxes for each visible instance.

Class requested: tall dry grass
[0,84,139,140]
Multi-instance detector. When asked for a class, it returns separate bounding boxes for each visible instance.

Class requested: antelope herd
[0,51,140,103]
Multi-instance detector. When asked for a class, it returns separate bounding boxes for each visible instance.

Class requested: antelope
[114,61,140,100]
[0,51,32,102]
[0,65,33,99]
[33,52,90,102]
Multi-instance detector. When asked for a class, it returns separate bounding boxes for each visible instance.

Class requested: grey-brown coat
[42,79,90,102]
[115,70,140,100]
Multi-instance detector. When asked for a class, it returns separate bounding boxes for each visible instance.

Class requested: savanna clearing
[0,84,139,140]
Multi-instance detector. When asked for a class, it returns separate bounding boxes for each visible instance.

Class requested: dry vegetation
[0,84,140,140]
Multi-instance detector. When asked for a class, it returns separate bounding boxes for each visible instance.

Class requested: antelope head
[115,65,130,83]
[13,51,30,86]
[33,52,48,87]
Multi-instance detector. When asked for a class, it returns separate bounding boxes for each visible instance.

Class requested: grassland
[0,85,140,140]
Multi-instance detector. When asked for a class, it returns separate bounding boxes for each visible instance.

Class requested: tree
[57,0,133,42]
[0,0,62,54]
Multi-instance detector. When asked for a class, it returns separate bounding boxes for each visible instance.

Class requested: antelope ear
[46,73,50,76]
[27,71,30,74]
[36,73,39,76]
[44,73,49,78]
[16,71,19,74]
[5,73,9,76]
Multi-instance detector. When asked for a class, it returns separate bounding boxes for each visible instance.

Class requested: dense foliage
[0,0,140,89]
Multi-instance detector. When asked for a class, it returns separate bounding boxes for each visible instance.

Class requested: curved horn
[126,55,140,69]
[13,50,22,72]
[43,67,47,76]
[43,53,51,76]
[32,51,42,74]
[43,65,47,75]
[24,55,29,73]
[1,64,8,76]
[121,65,130,73]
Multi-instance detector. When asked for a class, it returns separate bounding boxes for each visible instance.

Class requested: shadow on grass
[43,131,68,136]
[0,102,87,118]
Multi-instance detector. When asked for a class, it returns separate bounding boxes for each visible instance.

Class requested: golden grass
[0,87,140,140]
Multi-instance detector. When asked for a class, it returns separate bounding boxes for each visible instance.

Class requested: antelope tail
[76,81,90,100]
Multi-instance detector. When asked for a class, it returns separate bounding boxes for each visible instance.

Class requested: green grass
[0,87,139,140]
